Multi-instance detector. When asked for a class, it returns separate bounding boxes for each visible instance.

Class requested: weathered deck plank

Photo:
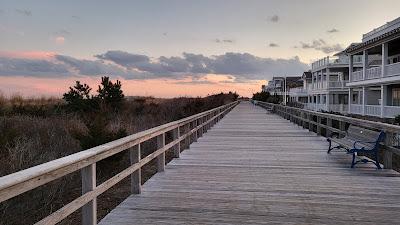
[98,102,400,225]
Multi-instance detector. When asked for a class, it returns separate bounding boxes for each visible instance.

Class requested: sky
[0,0,399,98]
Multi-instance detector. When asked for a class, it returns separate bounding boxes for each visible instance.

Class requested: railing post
[172,127,180,158]
[157,133,165,172]
[201,117,206,135]
[326,118,332,137]
[185,123,190,149]
[317,116,322,135]
[308,114,313,132]
[339,121,346,138]
[82,164,96,225]
[383,132,393,169]
[130,144,141,194]
[198,118,203,138]
[194,120,198,142]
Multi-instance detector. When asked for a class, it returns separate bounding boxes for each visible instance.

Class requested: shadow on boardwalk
[99,101,400,225]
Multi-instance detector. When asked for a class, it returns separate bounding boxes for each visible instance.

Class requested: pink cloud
[0,51,56,59]
[54,36,65,45]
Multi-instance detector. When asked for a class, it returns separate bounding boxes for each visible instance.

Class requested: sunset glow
[1,0,400,97]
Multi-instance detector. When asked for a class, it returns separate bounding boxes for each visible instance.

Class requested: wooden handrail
[254,101,400,169]
[0,100,239,225]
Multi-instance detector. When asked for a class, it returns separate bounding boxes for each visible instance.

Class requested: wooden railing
[0,101,239,225]
[255,101,400,169]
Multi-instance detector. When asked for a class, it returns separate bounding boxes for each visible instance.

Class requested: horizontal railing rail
[255,101,400,170]
[0,101,239,225]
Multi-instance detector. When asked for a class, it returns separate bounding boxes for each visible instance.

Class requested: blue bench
[327,125,386,169]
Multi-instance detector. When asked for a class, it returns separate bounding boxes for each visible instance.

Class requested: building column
[326,68,330,89]
[362,86,366,115]
[348,88,352,114]
[381,85,387,118]
[311,73,314,90]
[349,54,353,82]
[382,43,388,77]
[326,93,330,111]
[363,50,368,80]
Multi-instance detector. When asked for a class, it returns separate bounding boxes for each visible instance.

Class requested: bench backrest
[346,125,385,149]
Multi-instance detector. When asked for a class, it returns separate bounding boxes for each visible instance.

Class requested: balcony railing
[352,71,363,81]
[365,105,381,116]
[315,104,328,111]
[329,104,349,113]
[350,104,362,114]
[328,81,347,88]
[314,81,328,90]
[384,106,400,118]
[288,88,308,96]
[365,66,382,80]
[350,63,400,82]
[385,62,400,77]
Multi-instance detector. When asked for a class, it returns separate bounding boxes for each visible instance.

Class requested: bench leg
[374,152,382,169]
[327,139,332,154]
[351,153,356,168]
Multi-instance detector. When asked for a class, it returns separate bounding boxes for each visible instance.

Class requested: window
[392,88,400,106]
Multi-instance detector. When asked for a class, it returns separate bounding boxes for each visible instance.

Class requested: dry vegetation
[0,91,238,225]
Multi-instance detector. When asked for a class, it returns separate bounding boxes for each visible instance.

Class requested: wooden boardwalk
[99,102,400,225]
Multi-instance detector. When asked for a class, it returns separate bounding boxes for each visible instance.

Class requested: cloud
[54,36,65,45]
[54,55,146,79]
[269,43,279,47]
[300,39,343,54]
[269,15,279,22]
[0,51,55,59]
[97,51,309,80]
[95,50,150,68]
[0,57,70,77]
[15,9,31,16]
[0,51,309,81]
[327,28,339,33]
[215,39,234,43]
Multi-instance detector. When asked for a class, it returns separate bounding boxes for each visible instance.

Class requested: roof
[345,25,400,54]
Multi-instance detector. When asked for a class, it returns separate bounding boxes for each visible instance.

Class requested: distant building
[345,17,400,118]
[303,52,363,113]
[264,76,302,103]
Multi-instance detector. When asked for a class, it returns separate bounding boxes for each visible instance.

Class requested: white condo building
[304,53,362,113]
[345,17,400,118]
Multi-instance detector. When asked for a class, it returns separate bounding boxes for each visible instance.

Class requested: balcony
[328,81,348,89]
[348,105,400,118]
[328,104,348,113]
[288,87,308,96]
[365,105,381,117]
[313,81,328,90]
[311,55,363,70]
[352,71,363,81]
[385,62,400,77]
[350,63,400,83]
[365,66,382,80]
[383,106,400,118]
[306,103,348,113]
[350,104,363,114]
